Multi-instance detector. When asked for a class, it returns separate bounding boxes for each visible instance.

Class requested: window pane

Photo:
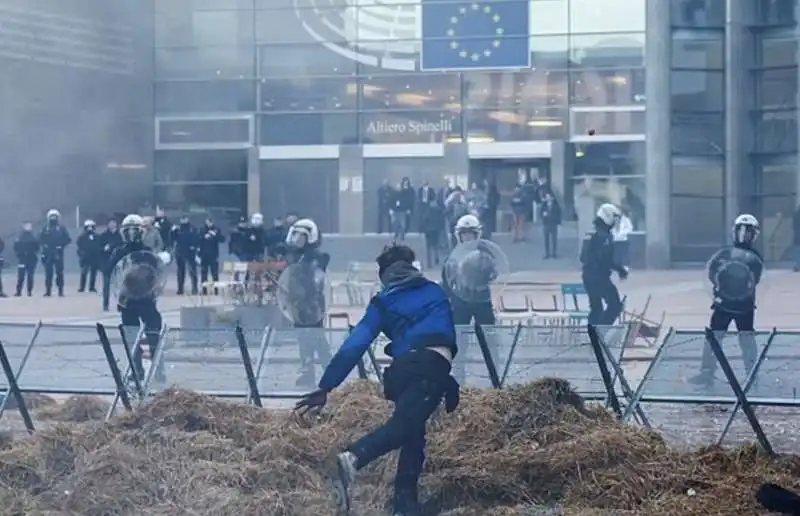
[156,9,254,47]
[258,43,358,77]
[572,110,645,135]
[260,77,358,111]
[569,0,645,33]
[756,0,798,26]
[155,182,248,214]
[255,7,348,44]
[569,33,645,68]
[757,68,798,110]
[760,37,798,68]
[671,34,724,69]
[360,73,461,111]
[756,111,798,154]
[571,141,646,176]
[258,112,358,145]
[464,70,568,108]
[670,159,724,196]
[155,46,255,80]
[154,150,248,183]
[671,112,724,155]
[569,68,645,105]
[156,80,256,113]
[361,111,461,143]
[671,70,724,111]
[159,118,251,144]
[760,163,799,196]
[156,0,254,12]
[531,35,569,68]
[530,0,568,35]
[671,0,725,27]
[670,195,725,247]
[465,107,566,141]
[572,175,646,229]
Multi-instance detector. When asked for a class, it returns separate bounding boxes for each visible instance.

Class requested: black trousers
[583,276,623,326]
[176,255,198,294]
[15,261,35,295]
[378,208,389,234]
[348,350,451,511]
[543,224,558,257]
[200,258,219,291]
[120,299,164,382]
[700,308,757,376]
[423,232,440,268]
[43,255,64,294]
[79,260,99,291]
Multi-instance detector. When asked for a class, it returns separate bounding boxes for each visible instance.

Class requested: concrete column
[724,0,749,238]
[246,146,260,214]
[338,144,363,234]
[644,0,671,268]
[550,140,566,204]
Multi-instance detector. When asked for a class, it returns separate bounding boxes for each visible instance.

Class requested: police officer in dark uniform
[100,218,124,311]
[690,214,763,387]
[281,218,332,387]
[108,214,166,384]
[246,213,267,260]
[154,210,172,251]
[580,203,628,325]
[171,215,200,295]
[265,216,287,259]
[77,219,102,293]
[199,218,225,294]
[39,209,71,297]
[13,222,38,297]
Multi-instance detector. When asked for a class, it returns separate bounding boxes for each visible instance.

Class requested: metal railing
[0,322,798,454]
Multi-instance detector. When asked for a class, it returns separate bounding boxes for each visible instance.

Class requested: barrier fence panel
[148,327,267,401]
[626,329,780,449]
[0,322,41,420]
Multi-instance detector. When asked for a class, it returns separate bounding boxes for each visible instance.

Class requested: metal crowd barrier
[0,322,799,454]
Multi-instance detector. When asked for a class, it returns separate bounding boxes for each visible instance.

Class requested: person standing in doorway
[391,177,415,241]
[540,192,562,259]
[377,179,394,234]
[612,208,634,268]
[417,180,436,233]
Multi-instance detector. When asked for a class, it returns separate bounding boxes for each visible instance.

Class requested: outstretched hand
[294,388,328,417]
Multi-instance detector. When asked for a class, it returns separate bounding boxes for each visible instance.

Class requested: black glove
[618,267,629,280]
[444,376,460,413]
[294,388,328,417]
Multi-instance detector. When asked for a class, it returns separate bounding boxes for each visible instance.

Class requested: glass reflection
[258,112,358,145]
[361,110,461,143]
[570,68,645,105]
[569,0,645,33]
[670,0,725,27]
[465,107,566,141]
[258,43,359,77]
[156,80,256,113]
[156,7,255,47]
[156,46,256,80]
[260,77,357,111]
[359,73,460,110]
[572,110,645,135]
[671,159,724,196]
[464,70,568,108]
[671,112,725,155]
[572,175,646,230]
[531,35,569,68]
[670,70,724,111]
[569,142,645,176]
[757,111,798,154]
[671,36,724,70]
[569,33,645,68]
[757,68,798,110]
[529,0,568,35]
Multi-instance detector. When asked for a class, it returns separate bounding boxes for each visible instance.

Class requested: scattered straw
[0,379,794,515]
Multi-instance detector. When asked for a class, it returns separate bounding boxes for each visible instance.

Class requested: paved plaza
[0,269,799,451]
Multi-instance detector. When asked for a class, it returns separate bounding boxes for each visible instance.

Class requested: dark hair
[376,244,415,272]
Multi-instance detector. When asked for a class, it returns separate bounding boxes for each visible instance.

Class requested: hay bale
[0,380,796,515]
[36,396,110,423]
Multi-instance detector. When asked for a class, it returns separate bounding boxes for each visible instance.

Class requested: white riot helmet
[250,213,264,227]
[454,214,482,243]
[46,209,60,220]
[733,213,760,245]
[596,203,622,227]
[286,218,320,248]
[121,214,145,243]
[83,219,96,229]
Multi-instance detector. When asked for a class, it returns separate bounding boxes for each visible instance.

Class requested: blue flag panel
[421,0,530,71]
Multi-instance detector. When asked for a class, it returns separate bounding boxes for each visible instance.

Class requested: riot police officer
[77,219,102,293]
[199,218,225,294]
[580,203,628,325]
[153,209,172,251]
[39,209,71,297]
[171,215,199,295]
[13,222,39,297]
[690,214,763,386]
[100,218,124,311]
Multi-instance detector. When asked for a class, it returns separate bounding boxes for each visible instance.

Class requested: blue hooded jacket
[318,261,457,392]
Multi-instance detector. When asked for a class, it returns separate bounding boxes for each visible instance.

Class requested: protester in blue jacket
[295,243,460,516]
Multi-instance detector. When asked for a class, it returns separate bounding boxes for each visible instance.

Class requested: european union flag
[421,0,530,71]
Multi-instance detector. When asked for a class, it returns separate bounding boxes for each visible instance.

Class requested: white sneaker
[330,451,357,514]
